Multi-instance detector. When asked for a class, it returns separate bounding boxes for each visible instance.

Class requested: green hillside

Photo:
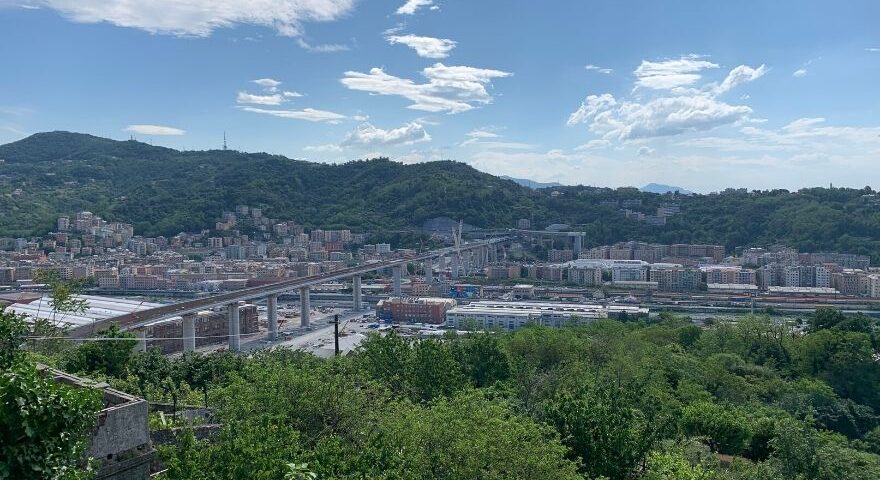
[1,131,879,261]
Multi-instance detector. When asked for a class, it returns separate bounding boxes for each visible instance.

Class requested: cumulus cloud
[386,34,456,58]
[340,63,511,114]
[792,68,807,78]
[395,0,433,15]
[19,0,357,37]
[341,122,431,146]
[567,93,616,127]
[125,124,185,135]
[237,78,305,108]
[236,92,285,105]
[569,58,767,141]
[633,55,719,90]
[252,78,282,89]
[584,64,613,74]
[239,106,347,123]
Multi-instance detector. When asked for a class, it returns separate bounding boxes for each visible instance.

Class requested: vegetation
[0,309,101,480]
[5,303,879,479]
[3,132,880,261]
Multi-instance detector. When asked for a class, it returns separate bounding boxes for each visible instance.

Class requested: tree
[544,380,654,479]
[680,402,752,455]
[0,308,27,369]
[60,325,137,378]
[406,338,466,402]
[795,329,880,409]
[450,331,511,387]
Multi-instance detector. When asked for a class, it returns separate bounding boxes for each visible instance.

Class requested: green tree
[680,402,752,454]
[0,362,102,480]
[60,325,137,378]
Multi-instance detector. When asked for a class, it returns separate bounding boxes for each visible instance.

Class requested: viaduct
[68,239,508,352]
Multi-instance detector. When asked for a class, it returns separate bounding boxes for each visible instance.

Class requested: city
[2,1,880,480]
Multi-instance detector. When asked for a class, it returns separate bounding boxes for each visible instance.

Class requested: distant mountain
[2,131,880,263]
[501,176,562,189]
[641,183,692,195]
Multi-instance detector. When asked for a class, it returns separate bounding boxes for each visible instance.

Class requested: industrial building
[445,301,648,331]
[376,297,457,324]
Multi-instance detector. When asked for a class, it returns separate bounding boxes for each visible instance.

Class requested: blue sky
[1,0,878,192]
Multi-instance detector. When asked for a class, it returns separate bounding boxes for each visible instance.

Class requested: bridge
[68,238,508,352]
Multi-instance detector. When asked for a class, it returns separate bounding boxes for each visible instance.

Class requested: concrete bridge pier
[352,275,362,311]
[134,330,146,352]
[451,255,460,279]
[267,294,278,341]
[573,235,583,258]
[300,286,311,327]
[424,258,433,283]
[228,303,240,352]
[392,265,402,296]
[182,314,196,352]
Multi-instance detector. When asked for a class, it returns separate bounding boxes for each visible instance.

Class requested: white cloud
[634,55,719,90]
[464,140,535,150]
[460,127,533,150]
[252,78,281,89]
[283,90,303,98]
[396,0,433,15]
[792,68,807,78]
[340,63,511,114]
[124,124,185,135]
[239,106,347,123]
[637,146,655,156]
[386,34,456,59]
[567,94,616,127]
[303,143,343,152]
[296,38,350,52]
[569,60,766,141]
[584,64,613,74]
[21,0,357,37]
[574,139,611,151]
[713,64,768,94]
[236,91,285,105]
[341,122,431,146]
[783,117,825,131]
[865,47,880,52]
[465,128,501,139]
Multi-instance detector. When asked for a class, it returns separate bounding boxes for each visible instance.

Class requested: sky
[0,0,879,192]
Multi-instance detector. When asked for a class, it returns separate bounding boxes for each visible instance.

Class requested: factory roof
[7,294,176,329]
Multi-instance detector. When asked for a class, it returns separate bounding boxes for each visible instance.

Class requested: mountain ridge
[2,132,880,262]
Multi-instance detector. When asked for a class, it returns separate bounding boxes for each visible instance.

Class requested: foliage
[0,308,27,369]
[60,326,137,378]
[5,133,880,262]
[20,308,880,479]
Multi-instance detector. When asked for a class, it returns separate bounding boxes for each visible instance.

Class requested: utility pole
[333,314,340,356]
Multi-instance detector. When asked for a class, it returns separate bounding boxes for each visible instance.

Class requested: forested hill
[2,131,880,260]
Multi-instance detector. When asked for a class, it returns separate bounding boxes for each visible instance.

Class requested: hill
[2,132,880,262]
[641,183,692,195]
[500,176,563,189]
